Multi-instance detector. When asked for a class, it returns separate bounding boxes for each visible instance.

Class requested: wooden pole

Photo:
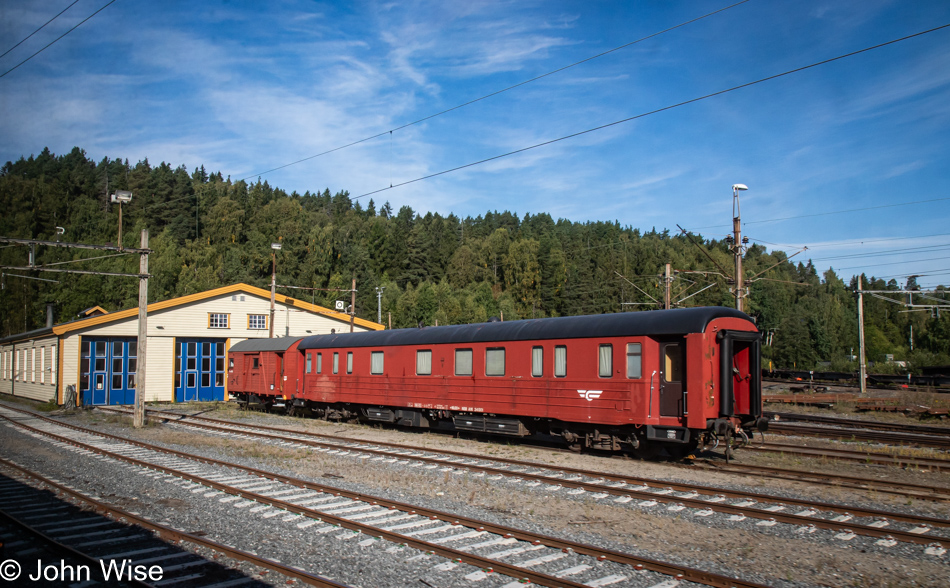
[857,275,867,395]
[350,277,356,333]
[134,229,148,428]
[664,263,672,310]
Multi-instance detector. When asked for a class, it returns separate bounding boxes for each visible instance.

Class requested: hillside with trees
[2,147,948,371]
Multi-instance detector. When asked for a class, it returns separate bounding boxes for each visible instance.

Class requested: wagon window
[664,344,683,382]
[346,352,353,374]
[316,353,323,374]
[485,348,505,376]
[455,349,473,376]
[371,351,384,375]
[332,352,339,374]
[416,350,432,375]
[554,346,567,378]
[252,357,260,369]
[306,353,312,373]
[531,347,543,377]
[626,343,642,379]
[599,344,613,378]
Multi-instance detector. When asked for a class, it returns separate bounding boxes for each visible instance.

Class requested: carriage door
[659,339,686,417]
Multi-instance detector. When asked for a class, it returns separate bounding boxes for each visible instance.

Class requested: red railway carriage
[228,337,304,411]
[264,306,767,457]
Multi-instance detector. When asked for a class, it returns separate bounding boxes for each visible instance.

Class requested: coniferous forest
[2,147,949,372]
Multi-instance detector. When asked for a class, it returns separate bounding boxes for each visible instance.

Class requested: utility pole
[269,241,281,338]
[857,275,867,396]
[134,229,148,428]
[664,263,672,310]
[731,184,748,312]
[375,286,384,326]
[350,277,356,333]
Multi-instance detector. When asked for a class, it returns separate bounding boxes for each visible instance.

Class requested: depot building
[0,283,382,406]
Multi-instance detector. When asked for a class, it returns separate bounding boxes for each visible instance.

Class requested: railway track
[0,403,770,588]
[749,441,950,470]
[0,457,343,587]
[89,406,950,552]
[767,421,950,449]
[767,411,950,436]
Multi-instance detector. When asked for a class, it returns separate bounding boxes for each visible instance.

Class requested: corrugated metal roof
[0,326,54,345]
[299,307,753,350]
[229,337,303,353]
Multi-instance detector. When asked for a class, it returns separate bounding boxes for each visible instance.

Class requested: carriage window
[346,352,353,374]
[664,344,683,382]
[485,348,505,376]
[531,346,543,377]
[306,353,312,373]
[455,349,472,376]
[252,357,260,369]
[333,352,339,374]
[416,350,432,375]
[371,351,384,375]
[554,346,567,378]
[599,344,613,377]
[626,343,642,379]
[317,353,323,374]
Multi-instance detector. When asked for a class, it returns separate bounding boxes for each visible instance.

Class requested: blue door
[80,337,137,406]
[176,339,226,402]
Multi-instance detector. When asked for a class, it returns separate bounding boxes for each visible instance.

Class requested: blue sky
[2,0,949,288]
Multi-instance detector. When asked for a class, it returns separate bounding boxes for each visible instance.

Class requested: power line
[810,243,950,262]
[747,232,950,250]
[0,0,81,61]
[691,196,950,232]
[348,22,950,202]
[0,0,119,80]
[241,0,753,181]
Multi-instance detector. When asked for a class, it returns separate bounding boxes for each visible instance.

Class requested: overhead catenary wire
[0,0,81,61]
[348,23,950,202]
[241,0,755,182]
[0,0,119,80]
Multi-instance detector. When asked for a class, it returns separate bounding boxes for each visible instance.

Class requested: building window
[209,313,230,328]
[531,346,543,377]
[346,352,353,374]
[317,353,322,374]
[332,352,339,374]
[554,346,567,378]
[626,343,642,379]
[455,349,472,376]
[485,348,505,377]
[40,347,45,384]
[371,351,384,375]
[306,353,312,373]
[248,314,267,330]
[599,344,613,378]
[30,348,35,382]
[416,350,432,375]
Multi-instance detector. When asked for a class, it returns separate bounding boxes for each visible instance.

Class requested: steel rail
[686,460,950,501]
[0,456,351,588]
[126,407,950,530]
[0,408,764,588]
[750,441,949,470]
[766,412,950,436]
[768,422,950,449]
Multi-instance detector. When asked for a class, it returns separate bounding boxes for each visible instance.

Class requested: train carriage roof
[229,337,303,353]
[298,307,753,350]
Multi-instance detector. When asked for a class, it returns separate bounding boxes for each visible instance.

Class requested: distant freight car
[228,307,766,458]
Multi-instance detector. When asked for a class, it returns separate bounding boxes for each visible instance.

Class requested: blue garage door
[175,338,226,402]
[80,337,137,406]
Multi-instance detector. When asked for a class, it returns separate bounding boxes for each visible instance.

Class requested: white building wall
[0,335,59,403]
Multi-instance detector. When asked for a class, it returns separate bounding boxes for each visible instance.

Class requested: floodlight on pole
[111,190,132,250]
